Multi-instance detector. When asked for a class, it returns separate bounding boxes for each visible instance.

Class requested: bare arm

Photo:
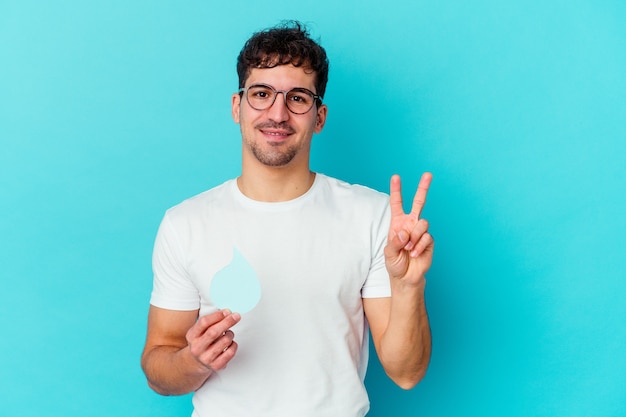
[141,306,241,395]
[364,173,434,389]
[364,287,431,389]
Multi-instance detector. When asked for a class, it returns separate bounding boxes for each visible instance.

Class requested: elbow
[141,366,172,396]
[384,352,430,390]
[140,353,176,396]
[382,349,431,390]
[392,368,428,390]
[397,380,418,391]
[146,379,175,396]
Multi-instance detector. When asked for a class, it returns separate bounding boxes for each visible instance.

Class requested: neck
[237,166,316,202]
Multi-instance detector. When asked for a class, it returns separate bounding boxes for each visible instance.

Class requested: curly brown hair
[236,21,329,100]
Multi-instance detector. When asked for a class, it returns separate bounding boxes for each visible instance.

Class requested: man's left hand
[384,172,434,286]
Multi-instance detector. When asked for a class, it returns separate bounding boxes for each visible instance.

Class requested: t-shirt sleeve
[361,200,392,298]
[150,212,200,310]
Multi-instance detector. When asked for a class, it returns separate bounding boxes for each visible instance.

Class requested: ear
[232,93,242,124]
[314,104,328,133]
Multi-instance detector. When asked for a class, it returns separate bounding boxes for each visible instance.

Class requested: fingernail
[398,230,408,243]
[232,312,241,321]
[222,309,232,316]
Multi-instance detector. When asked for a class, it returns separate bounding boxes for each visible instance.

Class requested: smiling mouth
[260,129,293,138]
[256,122,295,138]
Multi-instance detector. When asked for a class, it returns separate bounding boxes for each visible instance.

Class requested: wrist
[391,275,427,293]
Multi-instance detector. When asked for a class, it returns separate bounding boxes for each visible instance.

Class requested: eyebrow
[248,83,317,94]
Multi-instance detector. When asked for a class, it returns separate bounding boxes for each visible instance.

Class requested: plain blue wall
[1,1,624,416]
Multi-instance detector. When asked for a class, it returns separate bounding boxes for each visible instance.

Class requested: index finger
[411,172,432,219]
[389,174,405,218]
[188,309,239,339]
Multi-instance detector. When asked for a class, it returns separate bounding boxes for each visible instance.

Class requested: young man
[141,21,433,417]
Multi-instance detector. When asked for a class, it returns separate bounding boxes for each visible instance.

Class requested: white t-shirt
[151,173,392,417]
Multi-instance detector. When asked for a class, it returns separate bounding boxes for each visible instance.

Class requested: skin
[365,172,433,389]
[141,64,432,394]
[232,64,327,202]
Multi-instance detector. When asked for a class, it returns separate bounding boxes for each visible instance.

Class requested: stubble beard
[244,120,301,167]
[248,140,299,167]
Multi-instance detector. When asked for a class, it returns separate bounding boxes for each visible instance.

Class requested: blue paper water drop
[210,248,261,314]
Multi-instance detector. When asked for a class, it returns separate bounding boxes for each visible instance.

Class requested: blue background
[1,1,625,416]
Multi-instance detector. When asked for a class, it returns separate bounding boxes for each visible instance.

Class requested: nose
[266,91,290,122]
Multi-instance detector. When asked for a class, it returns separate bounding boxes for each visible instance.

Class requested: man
[141,21,433,417]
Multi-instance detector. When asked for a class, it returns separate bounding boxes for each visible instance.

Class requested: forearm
[141,344,212,396]
[379,279,431,389]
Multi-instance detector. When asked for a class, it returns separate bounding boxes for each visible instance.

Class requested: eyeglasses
[238,84,322,115]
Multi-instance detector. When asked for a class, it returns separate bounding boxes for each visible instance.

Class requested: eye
[249,86,274,100]
[287,90,312,105]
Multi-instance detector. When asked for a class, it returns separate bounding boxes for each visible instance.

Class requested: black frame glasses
[238,84,323,115]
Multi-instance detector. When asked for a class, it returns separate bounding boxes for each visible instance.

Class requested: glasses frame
[238,83,323,115]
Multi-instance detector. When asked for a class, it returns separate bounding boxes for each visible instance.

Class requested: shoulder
[164,179,236,222]
[313,174,390,224]
[316,174,389,206]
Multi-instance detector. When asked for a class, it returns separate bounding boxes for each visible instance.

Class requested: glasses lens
[285,89,315,114]
[246,85,276,111]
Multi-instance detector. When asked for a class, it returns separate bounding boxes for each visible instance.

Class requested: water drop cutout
[209,247,261,314]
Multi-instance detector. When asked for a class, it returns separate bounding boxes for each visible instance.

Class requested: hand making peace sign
[384,172,434,286]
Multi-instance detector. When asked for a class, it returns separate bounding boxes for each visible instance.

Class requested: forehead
[245,64,317,91]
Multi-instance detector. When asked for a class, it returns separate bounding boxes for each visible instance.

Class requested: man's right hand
[186,309,241,372]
